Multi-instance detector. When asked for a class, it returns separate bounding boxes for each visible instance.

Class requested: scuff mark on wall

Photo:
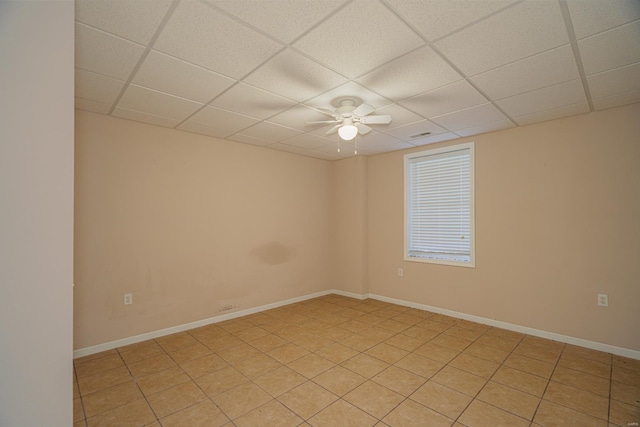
[250,241,297,265]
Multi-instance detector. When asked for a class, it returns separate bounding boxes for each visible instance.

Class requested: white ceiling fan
[307,96,392,141]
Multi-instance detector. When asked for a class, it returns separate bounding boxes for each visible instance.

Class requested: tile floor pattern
[73,295,640,427]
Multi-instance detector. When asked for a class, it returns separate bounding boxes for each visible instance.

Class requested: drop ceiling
[75,0,640,160]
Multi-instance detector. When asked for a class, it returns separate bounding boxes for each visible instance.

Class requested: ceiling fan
[307,96,392,141]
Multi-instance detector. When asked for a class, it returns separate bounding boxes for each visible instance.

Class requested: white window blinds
[405,143,474,266]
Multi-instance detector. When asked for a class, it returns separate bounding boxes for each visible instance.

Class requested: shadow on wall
[250,241,297,265]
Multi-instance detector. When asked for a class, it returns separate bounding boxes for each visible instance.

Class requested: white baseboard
[368,293,640,360]
[73,289,333,359]
[74,289,639,360]
[331,289,369,300]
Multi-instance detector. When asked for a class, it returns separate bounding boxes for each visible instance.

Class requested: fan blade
[353,103,375,117]
[306,120,339,124]
[309,106,338,118]
[358,124,372,135]
[325,124,340,135]
[360,114,391,125]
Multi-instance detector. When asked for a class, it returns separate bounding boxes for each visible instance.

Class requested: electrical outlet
[397,268,403,277]
[597,293,608,307]
[124,293,133,305]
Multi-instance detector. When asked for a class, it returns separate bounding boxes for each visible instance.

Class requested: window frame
[404,141,475,268]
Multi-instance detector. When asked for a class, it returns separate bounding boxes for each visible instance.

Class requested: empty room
[2,0,639,426]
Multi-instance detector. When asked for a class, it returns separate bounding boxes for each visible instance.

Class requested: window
[405,142,475,267]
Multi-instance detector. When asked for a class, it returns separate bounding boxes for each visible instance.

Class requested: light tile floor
[73,295,640,427]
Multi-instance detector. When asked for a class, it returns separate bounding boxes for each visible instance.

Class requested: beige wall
[75,103,640,354]
[368,103,640,351]
[74,111,332,348]
[331,156,369,295]
[0,1,74,425]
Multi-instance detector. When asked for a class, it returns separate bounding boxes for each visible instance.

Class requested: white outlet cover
[597,293,608,306]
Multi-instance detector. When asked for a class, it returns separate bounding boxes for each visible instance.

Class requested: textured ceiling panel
[74,0,640,160]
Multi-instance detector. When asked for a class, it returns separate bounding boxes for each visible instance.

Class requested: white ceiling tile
[75,23,145,80]
[279,134,333,150]
[367,141,415,153]
[73,0,640,160]
[387,0,517,41]
[435,0,568,76]
[513,101,589,126]
[209,0,346,43]
[497,79,586,117]
[304,81,392,110]
[306,149,340,160]
[132,50,236,104]
[243,49,348,102]
[567,0,640,39]
[455,119,515,137]
[112,107,181,128]
[313,142,353,156]
[268,104,333,131]
[354,131,404,148]
[293,0,424,78]
[373,104,423,129]
[579,20,640,75]
[154,1,283,79]
[75,98,111,114]
[356,46,463,101]
[588,62,640,100]
[410,132,459,147]
[592,89,640,111]
[431,103,509,131]
[400,80,489,118]
[470,44,579,99]
[239,122,302,142]
[75,68,125,105]
[118,84,203,121]
[308,123,342,138]
[75,0,173,44]
[210,83,296,120]
[177,122,234,139]
[382,119,447,141]
[228,134,273,147]
[268,143,309,155]
[186,105,259,132]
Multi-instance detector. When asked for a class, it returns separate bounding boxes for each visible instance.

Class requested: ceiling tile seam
[196,0,287,46]
[428,43,519,127]
[74,66,127,85]
[379,0,519,127]
[348,43,431,82]
[106,0,181,116]
[74,20,148,48]
[558,0,594,112]
[576,18,640,42]
[380,0,526,44]
[174,1,358,133]
[512,99,589,124]
[172,46,291,131]
[112,106,181,123]
[587,60,640,79]
[199,0,361,98]
[463,42,574,78]
[492,75,583,102]
[199,0,353,47]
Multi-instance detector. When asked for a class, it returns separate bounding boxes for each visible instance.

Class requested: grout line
[74,295,624,425]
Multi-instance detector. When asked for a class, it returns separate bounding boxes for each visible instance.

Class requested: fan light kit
[307,96,392,142]
[338,120,358,141]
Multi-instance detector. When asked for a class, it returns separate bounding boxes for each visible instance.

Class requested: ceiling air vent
[410,132,431,138]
